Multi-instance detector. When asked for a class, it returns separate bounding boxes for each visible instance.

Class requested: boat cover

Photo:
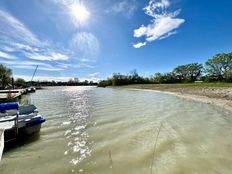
[0,102,19,111]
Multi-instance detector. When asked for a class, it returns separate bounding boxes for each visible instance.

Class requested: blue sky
[0,0,231,81]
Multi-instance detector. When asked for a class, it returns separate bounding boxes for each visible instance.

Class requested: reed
[108,150,113,169]
[150,123,162,174]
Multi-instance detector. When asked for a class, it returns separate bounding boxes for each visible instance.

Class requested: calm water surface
[0,86,232,174]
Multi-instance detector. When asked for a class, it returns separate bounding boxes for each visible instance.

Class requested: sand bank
[123,85,232,112]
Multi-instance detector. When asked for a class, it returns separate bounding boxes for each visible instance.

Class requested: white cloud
[158,30,177,40]
[26,52,69,61]
[13,65,64,71]
[134,16,184,42]
[13,43,38,52]
[0,9,70,63]
[74,63,95,69]
[133,42,147,48]
[70,32,99,63]
[133,0,185,48]
[0,42,38,53]
[0,8,98,73]
[54,62,70,69]
[0,51,16,59]
[88,72,100,78]
[143,0,170,18]
[109,0,138,18]
[15,75,73,82]
[0,10,40,45]
[1,46,16,52]
[0,60,46,66]
[0,60,64,71]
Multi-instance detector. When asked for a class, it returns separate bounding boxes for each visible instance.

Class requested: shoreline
[121,85,232,112]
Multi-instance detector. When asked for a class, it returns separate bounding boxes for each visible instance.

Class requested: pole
[30,65,38,86]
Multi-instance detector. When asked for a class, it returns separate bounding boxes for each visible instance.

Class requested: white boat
[0,102,46,142]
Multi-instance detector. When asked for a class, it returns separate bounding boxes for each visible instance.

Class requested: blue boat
[0,102,46,142]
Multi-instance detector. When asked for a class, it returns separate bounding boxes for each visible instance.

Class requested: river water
[0,86,232,174]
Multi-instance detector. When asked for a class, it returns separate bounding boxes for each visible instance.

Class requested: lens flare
[70,3,90,23]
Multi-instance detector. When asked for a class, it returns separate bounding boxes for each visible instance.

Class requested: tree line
[98,52,232,87]
[1,52,231,89]
[0,64,97,90]
[38,80,97,87]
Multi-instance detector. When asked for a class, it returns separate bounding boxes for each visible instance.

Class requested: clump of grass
[150,123,162,174]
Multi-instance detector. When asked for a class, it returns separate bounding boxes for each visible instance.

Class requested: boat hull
[22,124,41,135]
[4,117,45,142]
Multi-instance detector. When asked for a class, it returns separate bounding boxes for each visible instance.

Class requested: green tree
[98,79,112,87]
[112,73,128,86]
[161,72,177,83]
[173,65,188,81]
[186,63,203,81]
[83,80,89,85]
[14,78,26,88]
[0,64,12,89]
[153,73,163,83]
[173,63,203,82]
[129,69,140,84]
[205,53,232,81]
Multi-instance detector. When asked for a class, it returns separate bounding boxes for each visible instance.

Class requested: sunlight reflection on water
[62,87,93,167]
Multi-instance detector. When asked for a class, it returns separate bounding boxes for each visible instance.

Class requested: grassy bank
[123,82,232,89]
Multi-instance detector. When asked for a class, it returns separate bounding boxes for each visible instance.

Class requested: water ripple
[1,87,232,174]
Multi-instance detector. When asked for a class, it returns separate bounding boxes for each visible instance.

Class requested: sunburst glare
[70,3,90,24]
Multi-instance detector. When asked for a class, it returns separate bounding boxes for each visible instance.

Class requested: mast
[30,65,38,86]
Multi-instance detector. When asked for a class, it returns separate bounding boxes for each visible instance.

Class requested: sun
[70,3,90,24]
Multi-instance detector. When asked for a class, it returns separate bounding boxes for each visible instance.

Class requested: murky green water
[0,86,232,174]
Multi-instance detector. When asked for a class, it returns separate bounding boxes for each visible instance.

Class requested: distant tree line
[98,52,232,87]
[0,64,97,89]
[38,79,97,86]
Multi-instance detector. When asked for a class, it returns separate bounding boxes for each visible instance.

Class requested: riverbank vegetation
[98,52,232,87]
[1,52,231,89]
[0,64,13,89]
[0,64,97,89]
[38,80,97,86]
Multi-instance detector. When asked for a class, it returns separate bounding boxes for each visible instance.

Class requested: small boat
[26,87,36,93]
[0,102,46,142]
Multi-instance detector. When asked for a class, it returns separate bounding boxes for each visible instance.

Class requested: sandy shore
[123,85,232,112]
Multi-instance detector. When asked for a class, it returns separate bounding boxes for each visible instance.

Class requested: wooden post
[12,77,14,89]
[15,111,19,136]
